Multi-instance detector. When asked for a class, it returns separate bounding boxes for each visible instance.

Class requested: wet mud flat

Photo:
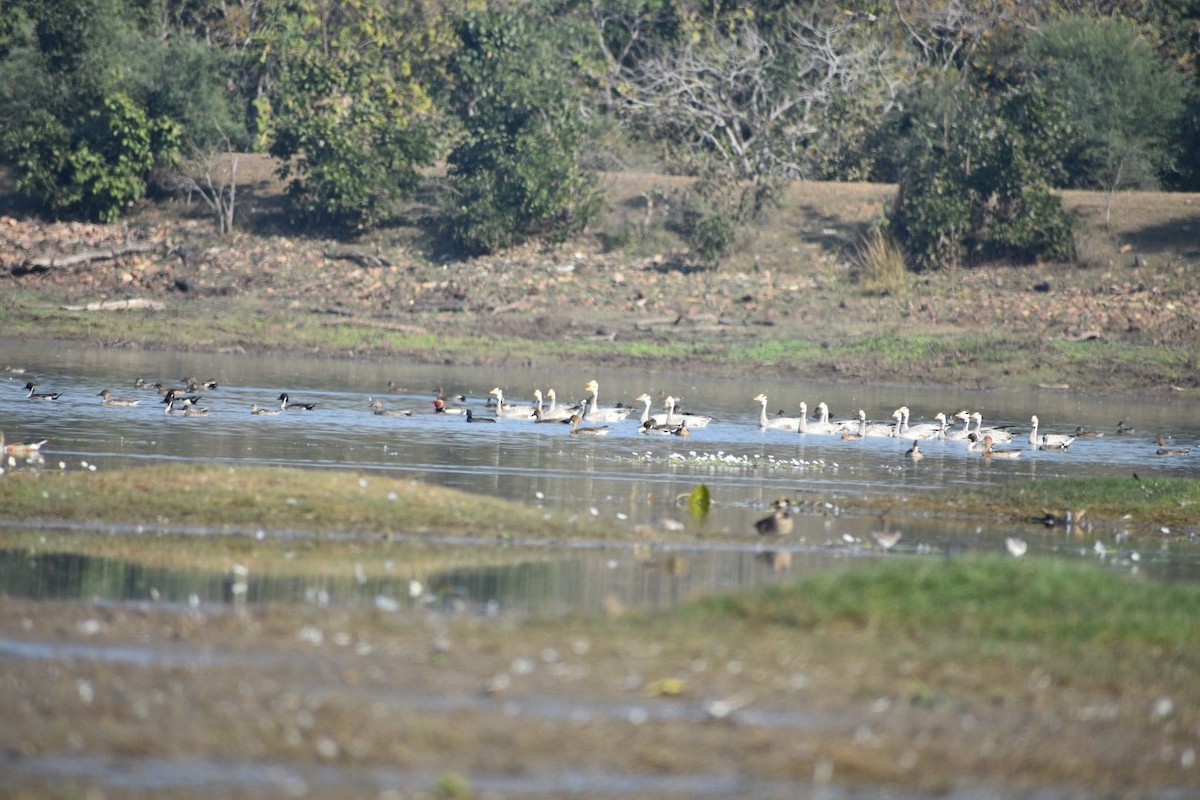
[2,581,1197,800]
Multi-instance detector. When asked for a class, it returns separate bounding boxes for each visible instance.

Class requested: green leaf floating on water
[689,483,711,519]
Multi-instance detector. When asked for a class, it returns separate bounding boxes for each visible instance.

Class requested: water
[3,340,1200,612]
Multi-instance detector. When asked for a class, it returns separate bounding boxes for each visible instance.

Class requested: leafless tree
[170,134,239,237]
[618,12,912,215]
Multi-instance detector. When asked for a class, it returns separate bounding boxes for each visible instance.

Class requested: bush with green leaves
[888,72,1075,271]
[443,9,601,256]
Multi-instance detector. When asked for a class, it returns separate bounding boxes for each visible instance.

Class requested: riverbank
[3,168,1198,395]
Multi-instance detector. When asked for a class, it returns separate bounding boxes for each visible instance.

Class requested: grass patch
[964,475,1200,530]
[0,463,618,541]
[690,556,1200,653]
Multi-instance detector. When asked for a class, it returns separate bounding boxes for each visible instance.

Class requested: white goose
[856,409,898,438]
[636,394,671,428]
[533,389,574,422]
[969,412,1015,443]
[1029,415,1076,450]
[897,407,944,440]
[583,380,632,423]
[664,396,711,428]
[797,402,838,435]
[754,394,801,431]
[944,410,974,440]
[489,387,536,419]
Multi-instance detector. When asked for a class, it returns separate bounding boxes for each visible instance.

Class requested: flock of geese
[6,377,1193,455]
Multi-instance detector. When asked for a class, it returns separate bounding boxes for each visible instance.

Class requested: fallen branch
[61,298,166,311]
[323,249,392,268]
[21,242,160,273]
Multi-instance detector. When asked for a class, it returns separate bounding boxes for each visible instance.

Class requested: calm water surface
[3,340,1200,612]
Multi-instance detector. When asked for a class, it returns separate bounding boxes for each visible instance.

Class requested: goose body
[582,381,631,423]
[970,412,1014,443]
[98,389,140,407]
[636,394,671,428]
[899,408,944,440]
[1029,415,1075,449]
[754,394,801,431]
[534,389,574,422]
[800,402,839,435]
[857,409,897,438]
[489,388,536,419]
[664,396,711,428]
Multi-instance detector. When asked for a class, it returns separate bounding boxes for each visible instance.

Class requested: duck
[368,398,413,417]
[569,413,610,435]
[754,394,801,431]
[386,381,407,393]
[182,377,219,392]
[1029,415,1075,449]
[1155,436,1190,456]
[1116,420,1137,435]
[534,389,575,422]
[489,387,537,419]
[969,412,1015,443]
[582,380,632,423]
[250,403,281,416]
[1,433,48,459]
[98,389,140,407]
[465,409,496,423]
[982,435,1021,459]
[165,398,207,416]
[638,418,675,435]
[663,396,711,428]
[670,419,691,437]
[904,440,924,461]
[431,397,468,415]
[24,383,63,400]
[1074,425,1104,438]
[161,388,204,407]
[278,393,317,411]
[754,501,794,535]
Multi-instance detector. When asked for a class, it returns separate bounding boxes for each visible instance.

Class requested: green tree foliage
[888,71,1075,271]
[1024,16,1187,218]
[260,0,442,230]
[0,0,181,221]
[444,8,601,255]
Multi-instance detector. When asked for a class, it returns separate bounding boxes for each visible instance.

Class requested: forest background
[1,0,1196,266]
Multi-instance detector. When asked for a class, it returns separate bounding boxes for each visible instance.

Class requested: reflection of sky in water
[3,341,1199,595]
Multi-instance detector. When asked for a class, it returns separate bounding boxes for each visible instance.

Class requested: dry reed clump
[852,226,909,296]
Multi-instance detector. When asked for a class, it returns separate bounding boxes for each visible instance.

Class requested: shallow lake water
[2,340,1199,612]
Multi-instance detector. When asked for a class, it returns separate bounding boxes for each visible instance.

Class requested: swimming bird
[1005,537,1028,557]
[368,398,413,417]
[969,412,1015,443]
[569,413,610,435]
[489,387,537,419]
[24,383,63,400]
[278,393,317,411]
[636,394,671,429]
[161,388,204,407]
[250,404,281,416]
[664,396,711,428]
[1029,415,1075,449]
[871,514,902,551]
[533,389,575,422]
[754,394,801,431]
[670,419,691,437]
[904,440,924,461]
[582,380,631,423]
[982,435,1021,459]
[431,397,468,415]
[897,407,944,440]
[1156,436,1190,455]
[98,389,140,407]
[945,410,974,440]
[1116,420,1137,435]
[465,409,496,423]
[2,433,48,459]
[855,409,896,438]
[754,502,794,535]
[1074,426,1104,438]
[182,377,219,392]
[798,402,838,435]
